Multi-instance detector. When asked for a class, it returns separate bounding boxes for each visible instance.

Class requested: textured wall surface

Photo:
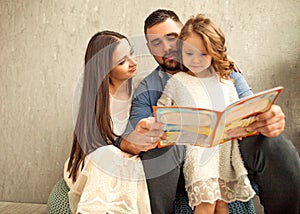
[0,0,299,203]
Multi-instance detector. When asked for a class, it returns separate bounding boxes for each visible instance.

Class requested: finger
[144,129,165,138]
[256,105,284,122]
[248,115,282,131]
[136,119,152,133]
[257,122,284,137]
[146,117,165,130]
[150,122,165,130]
[160,132,167,140]
[145,136,161,144]
[147,116,155,123]
[137,118,164,133]
[260,127,282,137]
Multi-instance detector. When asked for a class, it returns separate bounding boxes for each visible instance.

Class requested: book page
[155,107,218,147]
[217,91,279,143]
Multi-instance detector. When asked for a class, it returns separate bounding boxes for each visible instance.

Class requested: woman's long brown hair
[67,31,128,182]
[178,14,234,79]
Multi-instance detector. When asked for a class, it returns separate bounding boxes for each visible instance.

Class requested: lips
[189,65,204,70]
[129,66,137,73]
[163,51,177,61]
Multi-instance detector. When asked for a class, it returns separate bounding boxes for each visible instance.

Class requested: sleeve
[229,70,253,99]
[157,78,175,106]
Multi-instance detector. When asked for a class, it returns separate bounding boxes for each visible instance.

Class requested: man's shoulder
[134,66,168,98]
[137,66,167,90]
[141,67,161,83]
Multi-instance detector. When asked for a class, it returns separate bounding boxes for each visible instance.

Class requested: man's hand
[120,117,165,155]
[246,105,285,137]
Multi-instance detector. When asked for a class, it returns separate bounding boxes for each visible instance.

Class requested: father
[117,9,300,214]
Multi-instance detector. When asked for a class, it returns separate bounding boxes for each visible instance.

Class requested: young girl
[158,14,255,213]
[63,31,152,214]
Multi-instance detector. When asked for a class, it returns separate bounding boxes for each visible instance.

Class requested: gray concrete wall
[0,0,299,203]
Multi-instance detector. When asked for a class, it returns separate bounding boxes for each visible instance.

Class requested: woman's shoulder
[88,145,138,160]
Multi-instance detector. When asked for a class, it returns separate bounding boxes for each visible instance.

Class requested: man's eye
[152,41,161,47]
[185,52,193,56]
[167,36,176,42]
[151,39,161,47]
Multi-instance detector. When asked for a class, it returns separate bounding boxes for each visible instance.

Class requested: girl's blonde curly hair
[178,14,234,79]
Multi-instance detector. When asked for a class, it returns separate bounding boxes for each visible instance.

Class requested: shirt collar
[157,66,172,79]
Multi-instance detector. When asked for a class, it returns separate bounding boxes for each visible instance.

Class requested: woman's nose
[129,56,137,66]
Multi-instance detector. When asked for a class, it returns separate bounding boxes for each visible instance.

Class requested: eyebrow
[116,56,126,64]
[115,49,134,64]
[165,32,178,37]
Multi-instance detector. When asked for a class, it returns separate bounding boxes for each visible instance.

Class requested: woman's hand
[121,117,165,155]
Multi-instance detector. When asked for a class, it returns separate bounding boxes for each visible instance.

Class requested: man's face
[146,18,182,72]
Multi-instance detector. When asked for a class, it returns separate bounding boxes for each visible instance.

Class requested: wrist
[120,138,140,155]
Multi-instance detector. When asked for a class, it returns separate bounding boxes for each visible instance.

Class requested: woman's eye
[119,60,126,65]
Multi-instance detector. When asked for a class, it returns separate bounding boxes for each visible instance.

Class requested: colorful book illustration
[154,86,284,148]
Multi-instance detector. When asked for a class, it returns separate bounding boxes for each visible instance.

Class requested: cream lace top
[64,93,151,214]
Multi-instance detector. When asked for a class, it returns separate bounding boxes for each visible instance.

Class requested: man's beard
[160,58,180,71]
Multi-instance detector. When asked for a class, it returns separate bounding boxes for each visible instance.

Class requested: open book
[154,86,283,148]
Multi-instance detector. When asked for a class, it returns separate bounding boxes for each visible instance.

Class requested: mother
[48,31,159,214]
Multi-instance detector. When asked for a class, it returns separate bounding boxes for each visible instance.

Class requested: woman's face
[182,32,212,74]
[110,39,137,83]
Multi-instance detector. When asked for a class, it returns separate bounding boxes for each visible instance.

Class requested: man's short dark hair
[144,9,182,38]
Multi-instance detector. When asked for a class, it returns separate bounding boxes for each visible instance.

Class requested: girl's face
[182,32,212,75]
[110,39,137,83]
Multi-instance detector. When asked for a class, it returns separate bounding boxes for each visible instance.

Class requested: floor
[0,197,263,214]
[253,195,264,214]
[0,202,47,214]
